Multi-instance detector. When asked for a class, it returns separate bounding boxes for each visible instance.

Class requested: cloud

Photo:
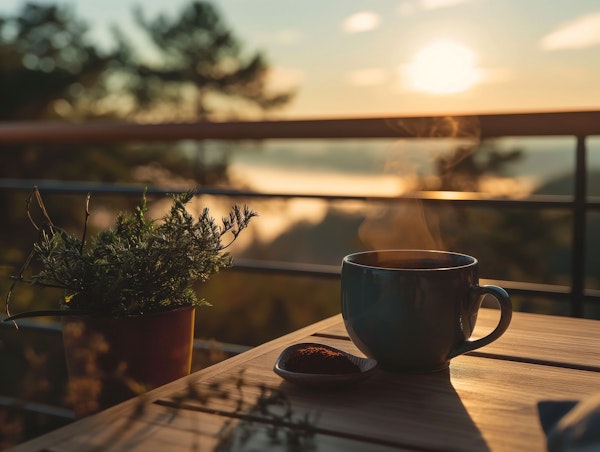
[541,12,600,50]
[421,0,473,10]
[342,11,381,33]
[398,0,475,16]
[346,68,390,86]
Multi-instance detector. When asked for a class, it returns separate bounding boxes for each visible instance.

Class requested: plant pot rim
[4,305,196,322]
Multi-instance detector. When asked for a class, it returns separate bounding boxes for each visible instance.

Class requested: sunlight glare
[404,41,481,94]
[343,11,381,33]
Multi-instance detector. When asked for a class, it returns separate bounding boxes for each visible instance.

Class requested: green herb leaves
[12,189,257,318]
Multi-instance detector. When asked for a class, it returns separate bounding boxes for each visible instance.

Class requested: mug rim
[342,249,477,271]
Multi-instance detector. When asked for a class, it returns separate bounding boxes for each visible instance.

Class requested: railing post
[571,135,587,317]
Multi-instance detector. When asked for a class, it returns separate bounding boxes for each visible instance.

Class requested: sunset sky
[3,0,600,118]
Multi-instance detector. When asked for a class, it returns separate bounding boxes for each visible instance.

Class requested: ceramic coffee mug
[341,250,512,372]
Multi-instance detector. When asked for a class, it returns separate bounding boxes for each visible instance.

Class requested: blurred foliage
[0,1,292,121]
[114,2,294,121]
[0,3,108,120]
[195,272,340,346]
[0,0,291,306]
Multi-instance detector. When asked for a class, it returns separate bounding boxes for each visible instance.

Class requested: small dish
[273,342,378,388]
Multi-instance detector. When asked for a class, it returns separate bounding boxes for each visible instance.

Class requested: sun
[404,41,481,94]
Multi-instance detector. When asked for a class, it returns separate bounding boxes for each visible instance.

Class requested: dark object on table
[538,393,600,451]
[285,344,361,374]
[273,342,378,388]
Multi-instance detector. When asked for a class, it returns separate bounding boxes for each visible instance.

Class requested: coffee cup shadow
[280,368,490,451]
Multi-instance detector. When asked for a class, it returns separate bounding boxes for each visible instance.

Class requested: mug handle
[449,285,512,359]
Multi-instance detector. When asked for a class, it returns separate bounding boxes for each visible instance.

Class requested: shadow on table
[59,367,488,451]
[281,368,490,451]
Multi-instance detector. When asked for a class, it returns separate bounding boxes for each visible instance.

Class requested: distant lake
[203,136,600,197]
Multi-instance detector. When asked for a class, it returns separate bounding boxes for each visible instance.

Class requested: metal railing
[1,111,599,317]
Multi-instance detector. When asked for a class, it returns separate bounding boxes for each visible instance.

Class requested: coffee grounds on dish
[285,345,361,374]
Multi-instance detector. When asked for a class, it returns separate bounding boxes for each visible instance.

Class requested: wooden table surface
[11,308,600,451]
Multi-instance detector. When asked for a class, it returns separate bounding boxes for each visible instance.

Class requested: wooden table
[11,308,600,451]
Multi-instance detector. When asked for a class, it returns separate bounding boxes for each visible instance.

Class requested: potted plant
[4,187,256,416]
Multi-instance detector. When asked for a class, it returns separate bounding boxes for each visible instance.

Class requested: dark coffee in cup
[341,250,512,372]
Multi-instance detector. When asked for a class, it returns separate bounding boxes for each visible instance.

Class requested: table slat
[24,402,403,452]
[318,309,600,370]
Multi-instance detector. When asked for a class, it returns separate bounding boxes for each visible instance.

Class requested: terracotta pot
[61,306,195,417]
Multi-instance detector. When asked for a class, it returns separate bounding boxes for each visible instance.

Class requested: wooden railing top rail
[0,110,599,144]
